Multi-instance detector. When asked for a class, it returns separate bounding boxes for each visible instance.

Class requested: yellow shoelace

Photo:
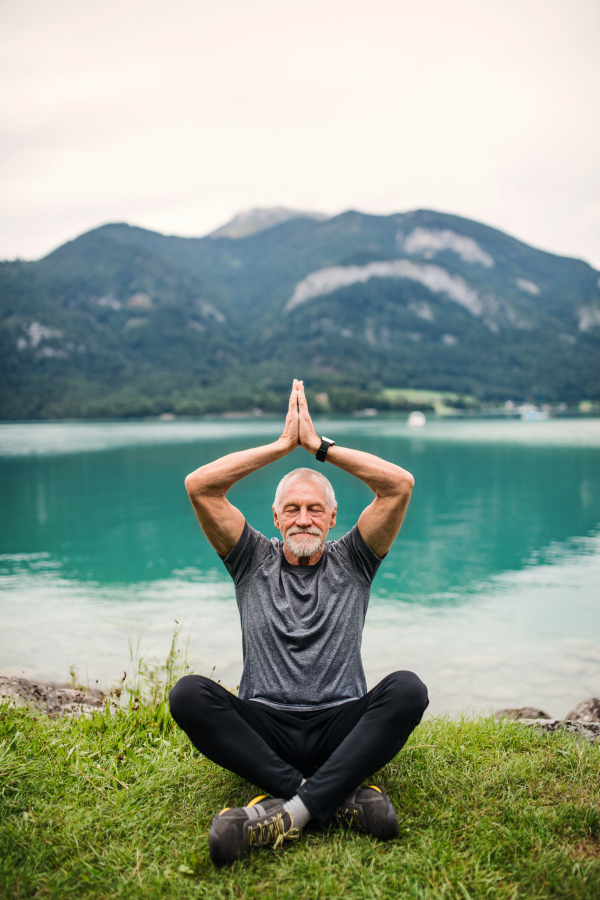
[248,811,300,850]
[334,807,362,829]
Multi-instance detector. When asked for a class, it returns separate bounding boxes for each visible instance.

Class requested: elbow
[394,469,414,495]
[185,469,223,501]
[184,472,205,498]
[378,467,413,500]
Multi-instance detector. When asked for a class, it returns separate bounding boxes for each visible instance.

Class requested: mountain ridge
[1,208,599,420]
[207,206,327,239]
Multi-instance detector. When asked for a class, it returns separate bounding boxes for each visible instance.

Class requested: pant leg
[169,675,304,800]
[297,671,428,823]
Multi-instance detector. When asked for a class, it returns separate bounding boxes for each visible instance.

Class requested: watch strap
[316,437,335,463]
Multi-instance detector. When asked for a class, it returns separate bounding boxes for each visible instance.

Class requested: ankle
[283,794,312,830]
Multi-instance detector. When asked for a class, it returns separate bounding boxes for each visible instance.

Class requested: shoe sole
[209,813,245,866]
[376,789,399,841]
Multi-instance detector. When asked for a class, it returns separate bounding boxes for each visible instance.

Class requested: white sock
[283,794,312,830]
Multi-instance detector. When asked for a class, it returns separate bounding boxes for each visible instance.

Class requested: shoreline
[3,675,599,746]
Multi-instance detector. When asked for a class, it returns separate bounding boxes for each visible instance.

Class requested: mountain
[1,208,599,419]
[208,206,327,239]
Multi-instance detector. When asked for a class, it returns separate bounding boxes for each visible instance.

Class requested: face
[273,477,337,559]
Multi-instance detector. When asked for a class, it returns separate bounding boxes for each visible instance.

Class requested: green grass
[1,701,599,899]
[381,388,478,410]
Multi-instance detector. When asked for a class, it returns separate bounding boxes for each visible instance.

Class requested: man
[169,380,428,865]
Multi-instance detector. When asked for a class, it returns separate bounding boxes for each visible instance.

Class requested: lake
[1,417,599,717]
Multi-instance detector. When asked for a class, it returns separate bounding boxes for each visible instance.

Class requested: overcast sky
[1,0,599,266]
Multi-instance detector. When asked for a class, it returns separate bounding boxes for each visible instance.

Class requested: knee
[168,674,214,724]
[383,670,429,717]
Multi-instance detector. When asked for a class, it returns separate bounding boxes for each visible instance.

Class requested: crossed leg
[169,670,428,823]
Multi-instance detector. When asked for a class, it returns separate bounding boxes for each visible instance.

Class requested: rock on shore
[567,698,600,723]
[0,676,104,718]
[494,707,551,721]
[495,699,600,746]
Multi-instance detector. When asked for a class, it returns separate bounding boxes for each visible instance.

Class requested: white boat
[408,411,426,427]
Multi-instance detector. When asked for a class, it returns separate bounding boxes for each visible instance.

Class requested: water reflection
[1,427,599,598]
[1,419,599,714]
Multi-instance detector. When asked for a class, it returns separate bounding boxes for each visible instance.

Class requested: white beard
[284,527,324,559]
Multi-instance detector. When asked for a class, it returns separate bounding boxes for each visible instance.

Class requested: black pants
[169,670,428,823]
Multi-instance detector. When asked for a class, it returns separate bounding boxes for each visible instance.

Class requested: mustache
[284,525,325,559]
[287,526,323,537]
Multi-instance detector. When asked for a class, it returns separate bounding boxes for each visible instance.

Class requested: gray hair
[273,468,336,511]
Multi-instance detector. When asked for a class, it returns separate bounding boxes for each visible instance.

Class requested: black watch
[316,436,335,462]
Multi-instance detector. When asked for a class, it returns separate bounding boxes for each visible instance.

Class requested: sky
[1,0,599,266]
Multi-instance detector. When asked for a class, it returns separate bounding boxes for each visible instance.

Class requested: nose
[295,506,312,527]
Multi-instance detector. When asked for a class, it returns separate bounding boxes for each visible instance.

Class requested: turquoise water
[1,418,599,715]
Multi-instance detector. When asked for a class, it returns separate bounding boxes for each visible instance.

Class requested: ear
[273,506,281,531]
[329,506,337,530]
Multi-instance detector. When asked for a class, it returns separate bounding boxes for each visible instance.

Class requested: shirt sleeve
[221,521,272,586]
[334,524,384,583]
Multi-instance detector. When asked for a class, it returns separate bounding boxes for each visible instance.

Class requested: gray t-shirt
[222,521,382,710]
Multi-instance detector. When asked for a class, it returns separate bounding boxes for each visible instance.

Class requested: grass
[1,696,599,900]
[381,388,478,413]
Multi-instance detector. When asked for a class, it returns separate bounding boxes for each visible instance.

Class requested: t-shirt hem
[248,696,359,712]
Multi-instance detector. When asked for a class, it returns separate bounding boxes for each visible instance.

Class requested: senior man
[169,380,428,864]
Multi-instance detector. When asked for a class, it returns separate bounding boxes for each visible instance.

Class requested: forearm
[305,438,414,498]
[184,381,301,557]
[185,438,294,499]
[295,380,412,556]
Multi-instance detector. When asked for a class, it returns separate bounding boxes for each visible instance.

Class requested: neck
[283,546,324,567]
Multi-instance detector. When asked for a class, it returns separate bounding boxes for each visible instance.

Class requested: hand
[297,381,321,454]
[279,381,300,449]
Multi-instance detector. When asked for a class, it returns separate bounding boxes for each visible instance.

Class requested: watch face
[321,436,335,445]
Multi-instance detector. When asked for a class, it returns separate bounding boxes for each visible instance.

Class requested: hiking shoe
[333,785,399,841]
[245,793,272,806]
[209,796,300,865]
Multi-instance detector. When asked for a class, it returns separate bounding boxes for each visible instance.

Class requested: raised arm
[297,382,414,558]
[185,383,300,556]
